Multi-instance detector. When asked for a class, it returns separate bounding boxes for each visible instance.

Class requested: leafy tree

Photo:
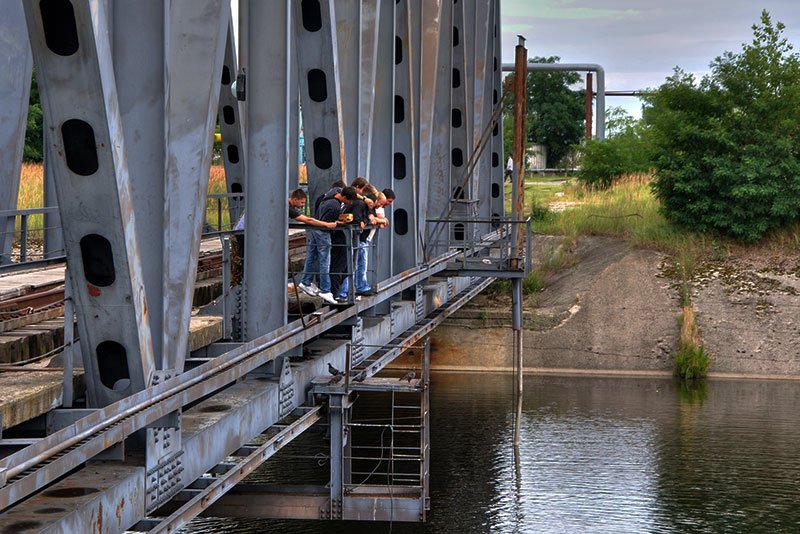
[24,70,43,162]
[645,11,800,241]
[577,107,652,188]
[502,56,586,168]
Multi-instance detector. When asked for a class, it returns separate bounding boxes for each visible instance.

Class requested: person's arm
[356,194,375,209]
[295,214,336,229]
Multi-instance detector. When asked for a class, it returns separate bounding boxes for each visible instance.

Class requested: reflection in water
[188,373,800,533]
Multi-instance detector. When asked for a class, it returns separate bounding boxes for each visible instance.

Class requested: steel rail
[0,247,462,510]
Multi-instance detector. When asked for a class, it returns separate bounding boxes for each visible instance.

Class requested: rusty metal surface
[512,38,528,263]
[586,72,594,140]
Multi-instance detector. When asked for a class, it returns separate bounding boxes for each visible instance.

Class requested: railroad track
[0,233,307,334]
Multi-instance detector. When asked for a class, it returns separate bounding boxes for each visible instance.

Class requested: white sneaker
[298,282,319,296]
[318,292,338,305]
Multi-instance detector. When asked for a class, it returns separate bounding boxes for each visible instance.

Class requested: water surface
[188,373,800,533]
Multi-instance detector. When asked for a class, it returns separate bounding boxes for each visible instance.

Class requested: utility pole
[511,35,527,449]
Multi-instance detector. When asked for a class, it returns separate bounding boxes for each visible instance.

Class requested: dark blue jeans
[301,229,331,293]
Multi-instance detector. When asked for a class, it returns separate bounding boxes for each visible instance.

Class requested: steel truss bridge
[0,0,529,531]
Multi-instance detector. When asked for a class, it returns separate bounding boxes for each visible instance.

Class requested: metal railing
[0,193,245,272]
[425,216,532,275]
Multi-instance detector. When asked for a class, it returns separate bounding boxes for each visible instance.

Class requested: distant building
[526,144,547,170]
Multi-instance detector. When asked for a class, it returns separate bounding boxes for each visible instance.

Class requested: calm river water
[187,373,800,533]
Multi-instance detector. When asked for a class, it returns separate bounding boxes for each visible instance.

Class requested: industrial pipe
[502,62,606,140]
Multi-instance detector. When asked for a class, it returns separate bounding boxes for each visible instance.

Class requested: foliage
[645,11,800,242]
[675,344,709,380]
[503,57,586,168]
[675,305,709,380]
[577,107,652,189]
[24,71,43,162]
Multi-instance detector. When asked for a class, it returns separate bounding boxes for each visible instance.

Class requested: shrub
[646,11,800,242]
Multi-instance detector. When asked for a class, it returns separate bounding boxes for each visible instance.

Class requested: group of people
[296,177,396,305]
[233,178,395,305]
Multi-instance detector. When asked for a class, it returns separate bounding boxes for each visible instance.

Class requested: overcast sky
[500,0,800,118]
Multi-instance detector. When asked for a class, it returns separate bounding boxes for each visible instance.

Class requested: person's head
[363,184,379,197]
[351,177,369,191]
[382,188,396,206]
[337,186,359,204]
[375,192,388,207]
[330,179,346,189]
[289,188,307,208]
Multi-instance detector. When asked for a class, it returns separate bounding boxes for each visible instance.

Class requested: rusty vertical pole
[585,72,593,141]
[511,35,527,264]
[511,35,527,450]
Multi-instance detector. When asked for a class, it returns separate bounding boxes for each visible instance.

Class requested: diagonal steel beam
[218,18,246,224]
[162,0,230,371]
[23,0,154,406]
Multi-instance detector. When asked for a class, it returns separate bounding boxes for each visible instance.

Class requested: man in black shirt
[288,189,335,228]
[301,186,356,305]
[327,186,359,302]
[335,192,370,300]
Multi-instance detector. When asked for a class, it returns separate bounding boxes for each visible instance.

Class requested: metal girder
[289,16,300,192]
[335,0,360,177]
[392,0,420,273]
[205,485,425,522]
[447,0,471,245]
[243,0,291,339]
[357,0,381,178]
[0,463,145,533]
[111,0,166,366]
[415,0,444,252]
[462,0,476,153]
[162,0,230,371]
[145,407,322,533]
[293,0,348,205]
[423,1,452,260]
[473,0,494,235]
[0,247,461,511]
[369,0,395,286]
[23,0,155,406]
[218,18,246,223]
[0,0,31,265]
[490,0,505,223]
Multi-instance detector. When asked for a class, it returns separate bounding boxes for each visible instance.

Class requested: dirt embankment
[431,235,800,378]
